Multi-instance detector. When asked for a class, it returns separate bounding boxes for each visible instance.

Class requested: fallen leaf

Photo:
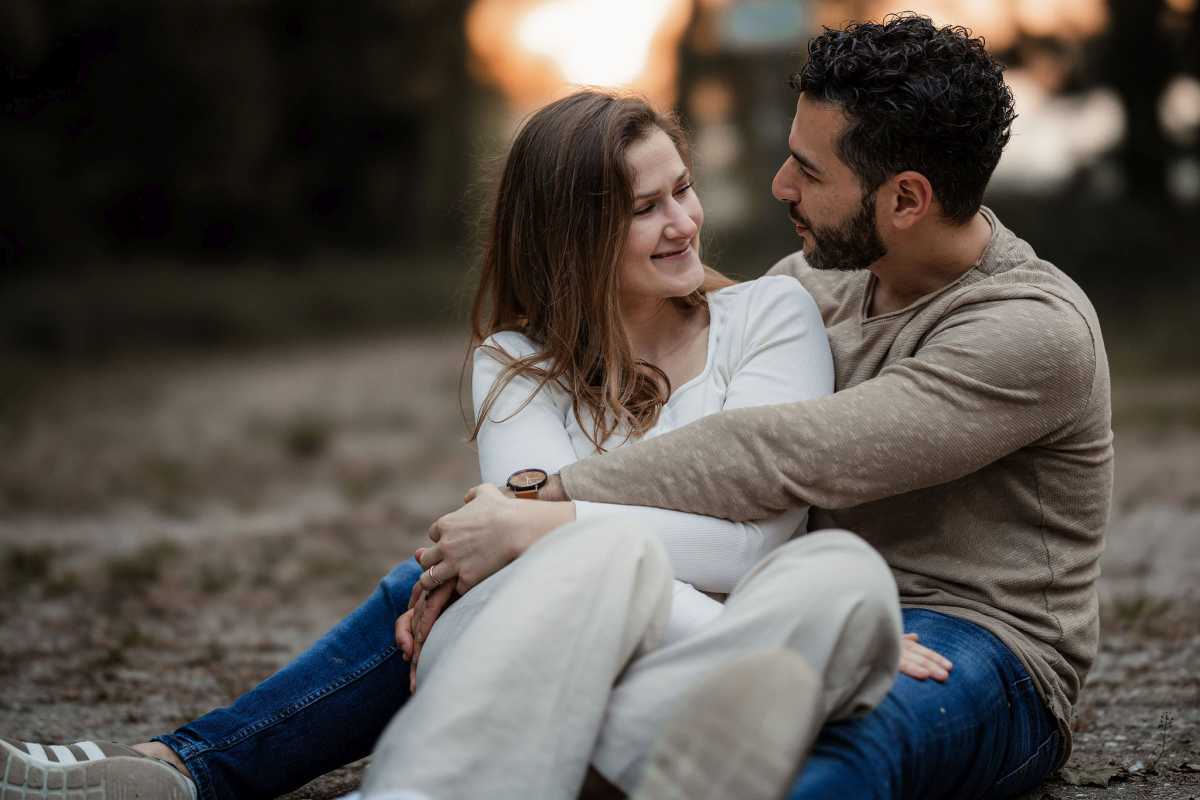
[1058,766,1122,787]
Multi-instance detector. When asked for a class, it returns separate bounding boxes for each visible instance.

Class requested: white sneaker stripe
[75,741,107,761]
[23,742,48,761]
[50,745,77,764]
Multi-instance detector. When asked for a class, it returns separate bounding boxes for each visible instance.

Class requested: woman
[2,90,947,800]
[400,88,818,673]
[352,90,897,800]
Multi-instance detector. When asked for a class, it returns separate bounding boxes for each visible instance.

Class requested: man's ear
[885,170,933,230]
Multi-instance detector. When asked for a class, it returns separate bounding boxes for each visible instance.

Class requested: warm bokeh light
[688,78,736,124]
[461,0,1182,197]
[847,0,1106,50]
[518,0,675,86]
[1166,0,1196,13]
[466,0,693,112]
[1015,0,1063,37]
[992,69,1124,191]
[1161,75,1200,145]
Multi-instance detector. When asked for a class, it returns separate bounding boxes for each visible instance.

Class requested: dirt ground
[1,334,1197,799]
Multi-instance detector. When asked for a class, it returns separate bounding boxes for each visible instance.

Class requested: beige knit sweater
[561,208,1113,749]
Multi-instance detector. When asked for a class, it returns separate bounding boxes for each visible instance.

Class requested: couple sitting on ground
[2,14,1112,800]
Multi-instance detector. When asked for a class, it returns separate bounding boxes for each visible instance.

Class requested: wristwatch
[506,468,549,499]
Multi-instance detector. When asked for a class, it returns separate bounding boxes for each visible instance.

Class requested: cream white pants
[360,516,901,800]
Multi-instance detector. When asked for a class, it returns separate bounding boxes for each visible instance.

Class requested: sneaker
[0,736,196,800]
[631,650,824,800]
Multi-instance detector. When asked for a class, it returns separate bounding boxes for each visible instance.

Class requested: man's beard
[794,189,887,272]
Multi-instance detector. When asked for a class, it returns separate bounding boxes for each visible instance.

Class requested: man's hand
[417,483,575,594]
[395,607,417,659]
[899,633,952,681]
[397,578,457,693]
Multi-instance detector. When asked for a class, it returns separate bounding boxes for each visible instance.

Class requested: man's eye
[791,157,817,181]
[797,167,816,182]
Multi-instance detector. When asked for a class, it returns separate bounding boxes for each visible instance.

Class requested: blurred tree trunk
[1101,0,1173,202]
[675,4,811,271]
[1187,0,1199,168]
[418,0,474,247]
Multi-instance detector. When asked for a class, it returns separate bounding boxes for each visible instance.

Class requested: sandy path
[1,336,1196,798]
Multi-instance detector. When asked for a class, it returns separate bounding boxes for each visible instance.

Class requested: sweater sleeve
[559,289,1097,521]
[572,277,833,591]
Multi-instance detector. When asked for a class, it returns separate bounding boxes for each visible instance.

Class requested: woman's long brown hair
[468,90,734,451]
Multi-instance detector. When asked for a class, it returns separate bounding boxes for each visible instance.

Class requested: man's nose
[772,159,800,203]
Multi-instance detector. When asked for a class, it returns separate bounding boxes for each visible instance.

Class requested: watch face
[508,468,548,490]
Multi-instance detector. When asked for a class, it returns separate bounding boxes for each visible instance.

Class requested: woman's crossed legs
[362,518,901,800]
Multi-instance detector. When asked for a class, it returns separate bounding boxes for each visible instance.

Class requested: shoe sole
[1,740,194,800]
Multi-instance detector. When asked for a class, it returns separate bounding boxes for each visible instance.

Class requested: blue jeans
[158,564,1060,800]
[790,609,1064,799]
[154,558,423,800]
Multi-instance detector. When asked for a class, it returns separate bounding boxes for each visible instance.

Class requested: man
[415,12,1111,799]
[575,15,1112,798]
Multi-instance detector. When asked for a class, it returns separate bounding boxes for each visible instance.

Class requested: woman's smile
[651,242,694,261]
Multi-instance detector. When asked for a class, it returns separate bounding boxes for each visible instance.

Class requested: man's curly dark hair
[793,13,1017,224]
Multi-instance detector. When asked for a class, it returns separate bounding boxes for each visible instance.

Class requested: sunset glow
[466,0,693,111]
[851,0,1107,49]
[518,0,674,86]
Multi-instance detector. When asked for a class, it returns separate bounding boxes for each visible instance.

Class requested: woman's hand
[395,607,417,659]
[899,633,953,681]
[416,484,522,593]
[416,483,575,594]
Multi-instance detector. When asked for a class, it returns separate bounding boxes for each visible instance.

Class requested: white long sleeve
[472,276,833,593]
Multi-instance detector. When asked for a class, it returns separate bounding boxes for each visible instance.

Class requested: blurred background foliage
[1,0,1197,372]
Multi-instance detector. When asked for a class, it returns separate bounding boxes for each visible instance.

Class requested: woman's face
[618,127,705,305]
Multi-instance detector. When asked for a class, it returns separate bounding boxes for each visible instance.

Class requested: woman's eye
[674,182,693,196]
[633,203,654,216]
